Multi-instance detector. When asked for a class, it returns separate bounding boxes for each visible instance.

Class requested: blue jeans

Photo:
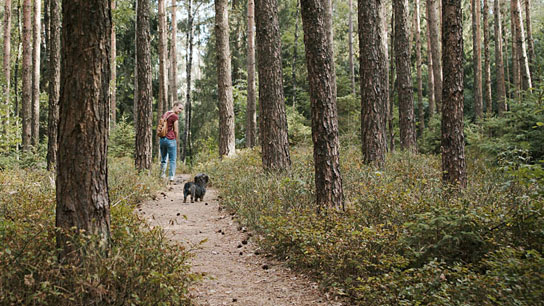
[160,138,177,179]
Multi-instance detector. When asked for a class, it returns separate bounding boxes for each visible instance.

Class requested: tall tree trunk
[182,0,193,161]
[502,3,511,101]
[359,0,388,165]
[388,10,395,152]
[494,0,507,115]
[300,0,344,210]
[22,0,32,151]
[291,0,299,108]
[415,0,424,135]
[483,0,492,114]
[511,0,520,100]
[255,0,291,170]
[471,0,483,120]
[246,0,257,147]
[158,0,167,154]
[216,0,235,157]
[111,0,117,128]
[46,0,60,171]
[441,0,466,187]
[2,0,12,130]
[427,0,442,112]
[133,0,138,129]
[135,0,152,170]
[56,0,111,258]
[31,0,41,146]
[348,0,355,95]
[513,0,531,91]
[170,0,178,106]
[524,0,535,79]
[394,0,417,151]
[426,1,436,116]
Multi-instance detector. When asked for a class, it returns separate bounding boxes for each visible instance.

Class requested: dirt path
[139,174,343,306]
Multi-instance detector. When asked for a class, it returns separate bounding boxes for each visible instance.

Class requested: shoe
[169,176,175,184]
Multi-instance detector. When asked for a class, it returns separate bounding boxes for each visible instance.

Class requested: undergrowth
[0,157,197,305]
[200,146,544,305]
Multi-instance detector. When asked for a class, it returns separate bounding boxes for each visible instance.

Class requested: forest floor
[138,174,344,306]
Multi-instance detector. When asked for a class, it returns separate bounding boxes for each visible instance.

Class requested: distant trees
[246,0,257,148]
[46,0,60,171]
[216,0,236,157]
[494,0,507,115]
[2,0,12,129]
[56,0,112,258]
[31,0,41,146]
[255,0,291,170]
[158,0,167,154]
[300,0,344,209]
[471,0,483,119]
[22,0,32,151]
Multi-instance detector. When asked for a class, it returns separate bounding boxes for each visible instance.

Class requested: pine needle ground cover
[0,158,197,305]
[202,146,544,305]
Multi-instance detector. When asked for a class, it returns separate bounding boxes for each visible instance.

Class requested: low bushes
[0,158,197,305]
[201,147,544,305]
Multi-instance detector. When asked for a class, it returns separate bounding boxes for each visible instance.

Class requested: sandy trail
[139,174,343,306]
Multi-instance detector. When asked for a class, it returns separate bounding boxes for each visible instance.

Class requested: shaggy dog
[183,173,209,203]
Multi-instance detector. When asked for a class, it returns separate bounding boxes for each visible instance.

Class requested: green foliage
[108,116,135,158]
[286,107,311,145]
[0,158,197,305]
[198,146,544,305]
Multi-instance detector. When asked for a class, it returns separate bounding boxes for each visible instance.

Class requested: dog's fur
[183,173,209,203]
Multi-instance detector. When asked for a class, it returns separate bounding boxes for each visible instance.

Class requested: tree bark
[511,0,531,94]
[388,9,395,152]
[471,0,483,120]
[494,0,507,115]
[135,0,152,170]
[348,0,355,95]
[524,0,535,79]
[182,0,194,161]
[415,0,424,135]
[394,0,417,151]
[31,0,41,146]
[427,0,442,112]
[170,0,178,106]
[300,0,344,210]
[158,0,167,153]
[359,0,388,165]
[56,0,111,258]
[502,2,510,101]
[216,0,235,157]
[133,0,138,130]
[483,0,492,114]
[441,0,466,187]
[111,0,117,128]
[291,0,300,108]
[246,0,257,148]
[46,0,60,171]
[426,1,436,116]
[3,0,12,130]
[22,0,32,151]
[255,0,291,170]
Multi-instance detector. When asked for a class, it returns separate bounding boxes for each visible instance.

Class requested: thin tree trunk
[216,0,235,157]
[348,0,355,95]
[133,0,138,130]
[394,0,417,150]
[292,0,300,108]
[513,0,531,91]
[388,9,395,152]
[31,0,41,146]
[246,0,257,148]
[182,0,193,162]
[255,0,291,170]
[524,0,535,80]
[46,0,60,171]
[426,0,436,115]
[359,0,388,165]
[511,0,520,100]
[300,0,344,210]
[111,0,117,128]
[135,0,152,171]
[471,0,483,120]
[483,0,492,114]
[171,0,178,106]
[502,3,511,101]
[427,0,442,112]
[22,0,32,151]
[2,0,12,130]
[494,0,507,115]
[56,0,111,259]
[441,0,466,187]
[158,0,167,155]
[416,0,424,135]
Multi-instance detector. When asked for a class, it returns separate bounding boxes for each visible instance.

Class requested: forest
[1,0,543,304]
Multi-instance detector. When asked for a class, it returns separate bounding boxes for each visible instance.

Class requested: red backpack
[156,112,174,138]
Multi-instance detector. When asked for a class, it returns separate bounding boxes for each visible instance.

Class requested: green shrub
[0,158,197,305]
[109,117,135,158]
